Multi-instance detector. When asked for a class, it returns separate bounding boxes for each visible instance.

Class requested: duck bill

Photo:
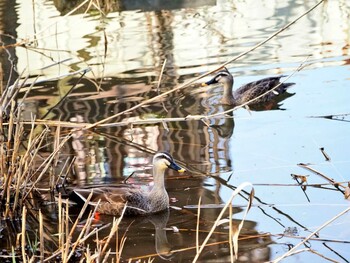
[168,161,186,173]
[201,77,217,86]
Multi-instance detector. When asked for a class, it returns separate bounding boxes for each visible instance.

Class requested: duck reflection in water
[147,209,173,260]
[210,110,235,139]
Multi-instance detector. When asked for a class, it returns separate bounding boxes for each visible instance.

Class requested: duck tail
[279,75,295,89]
[282,82,295,89]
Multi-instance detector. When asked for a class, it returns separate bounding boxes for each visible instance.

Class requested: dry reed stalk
[228,200,233,262]
[192,182,254,262]
[21,120,88,128]
[3,101,16,217]
[63,199,70,263]
[55,156,76,187]
[116,222,128,263]
[23,133,72,201]
[273,206,350,262]
[272,233,350,244]
[0,124,4,177]
[11,117,25,213]
[157,59,169,113]
[21,205,27,263]
[43,196,119,262]
[99,206,127,261]
[298,163,345,190]
[64,195,95,261]
[86,0,325,130]
[14,77,38,116]
[82,200,101,240]
[60,200,68,263]
[0,67,2,94]
[2,70,26,113]
[196,196,201,253]
[157,59,167,94]
[43,205,103,262]
[53,120,61,166]
[13,126,50,211]
[39,209,44,262]
[58,193,63,249]
[308,249,339,263]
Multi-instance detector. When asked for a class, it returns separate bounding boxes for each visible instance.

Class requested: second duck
[202,68,295,107]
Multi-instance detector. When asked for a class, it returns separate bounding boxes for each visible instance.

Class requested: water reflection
[54,0,216,14]
[89,189,272,262]
[1,0,350,261]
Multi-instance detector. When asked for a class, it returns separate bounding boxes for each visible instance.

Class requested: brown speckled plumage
[72,152,185,216]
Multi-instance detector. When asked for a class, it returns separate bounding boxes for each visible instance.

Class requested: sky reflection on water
[1,0,350,261]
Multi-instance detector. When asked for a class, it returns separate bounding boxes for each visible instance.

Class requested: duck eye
[215,75,222,82]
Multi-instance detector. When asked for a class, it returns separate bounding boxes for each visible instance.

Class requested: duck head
[202,68,235,105]
[153,152,185,173]
[202,68,233,86]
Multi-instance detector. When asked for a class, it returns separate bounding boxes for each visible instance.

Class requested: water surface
[1,0,350,261]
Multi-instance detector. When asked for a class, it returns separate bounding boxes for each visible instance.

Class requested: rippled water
[1,0,350,261]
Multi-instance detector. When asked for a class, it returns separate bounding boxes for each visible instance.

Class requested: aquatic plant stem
[39,210,44,262]
[21,206,27,263]
[273,206,350,262]
[196,196,201,253]
[100,206,127,261]
[86,0,325,130]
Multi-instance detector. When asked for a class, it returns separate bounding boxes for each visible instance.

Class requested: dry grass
[0,68,127,262]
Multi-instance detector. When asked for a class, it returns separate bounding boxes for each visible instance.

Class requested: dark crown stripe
[154,152,173,162]
[218,71,230,77]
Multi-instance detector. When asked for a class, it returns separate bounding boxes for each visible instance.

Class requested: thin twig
[196,196,201,253]
[298,163,345,191]
[21,206,27,263]
[39,209,44,262]
[273,206,350,262]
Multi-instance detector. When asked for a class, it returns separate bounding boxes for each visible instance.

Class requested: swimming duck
[202,68,295,106]
[72,152,185,216]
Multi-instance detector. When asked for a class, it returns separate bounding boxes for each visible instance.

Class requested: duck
[202,68,295,107]
[71,152,185,216]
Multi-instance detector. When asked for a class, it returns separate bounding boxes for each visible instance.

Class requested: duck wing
[234,75,294,104]
[72,186,150,215]
[72,187,128,204]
